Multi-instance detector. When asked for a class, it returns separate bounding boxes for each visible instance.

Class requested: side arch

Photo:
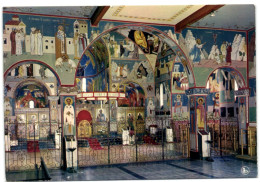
[205,66,247,89]
[4,59,62,85]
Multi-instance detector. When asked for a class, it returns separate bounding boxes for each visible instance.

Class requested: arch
[12,78,52,99]
[76,110,93,126]
[205,66,246,89]
[75,24,196,87]
[13,79,51,109]
[4,59,61,85]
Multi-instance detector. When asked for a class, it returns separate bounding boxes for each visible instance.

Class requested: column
[60,90,78,171]
[235,88,250,148]
[186,88,209,159]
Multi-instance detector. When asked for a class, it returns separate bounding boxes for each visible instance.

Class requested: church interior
[3,4,257,181]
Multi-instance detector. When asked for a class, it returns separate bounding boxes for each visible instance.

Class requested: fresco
[171,62,189,93]
[63,96,76,136]
[145,98,155,117]
[111,59,153,83]
[172,94,188,121]
[15,83,49,108]
[196,96,206,129]
[88,39,109,69]
[76,51,97,77]
[3,12,253,124]
[178,28,247,87]
[118,82,145,107]
[248,29,256,123]
[249,78,256,122]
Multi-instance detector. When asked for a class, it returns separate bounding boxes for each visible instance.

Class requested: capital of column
[185,88,210,95]
[58,86,78,96]
[234,88,250,96]
[48,96,59,101]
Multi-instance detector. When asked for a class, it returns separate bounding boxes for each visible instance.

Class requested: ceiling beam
[175,5,224,33]
[91,6,110,26]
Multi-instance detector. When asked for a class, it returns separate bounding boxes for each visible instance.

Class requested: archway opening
[4,61,61,170]
[205,67,246,155]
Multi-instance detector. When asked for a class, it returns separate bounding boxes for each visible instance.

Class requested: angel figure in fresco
[134,29,148,52]
[189,38,206,65]
[196,98,205,129]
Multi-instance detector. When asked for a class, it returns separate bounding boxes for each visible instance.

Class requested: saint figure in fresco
[55,25,67,60]
[226,42,232,65]
[213,93,220,117]
[37,30,43,55]
[73,32,80,59]
[127,113,134,131]
[174,95,183,115]
[30,27,36,55]
[10,28,17,55]
[79,33,88,56]
[15,29,23,55]
[96,109,106,122]
[196,98,205,129]
[220,41,227,63]
[63,97,75,135]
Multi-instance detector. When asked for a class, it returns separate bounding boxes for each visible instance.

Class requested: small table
[68,148,77,173]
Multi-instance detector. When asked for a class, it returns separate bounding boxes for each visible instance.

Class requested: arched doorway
[77,110,93,138]
[75,24,194,166]
[205,67,246,155]
[4,61,61,171]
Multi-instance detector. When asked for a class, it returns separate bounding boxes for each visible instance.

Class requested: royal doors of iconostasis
[4,62,62,171]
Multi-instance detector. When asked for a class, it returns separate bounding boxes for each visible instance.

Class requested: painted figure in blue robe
[189,39,205,64]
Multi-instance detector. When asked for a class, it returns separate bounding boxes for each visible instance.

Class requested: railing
[207,121,239,156]
[77,118,191,167]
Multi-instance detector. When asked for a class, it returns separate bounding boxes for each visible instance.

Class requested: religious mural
[196,96,206,130]
[248,29,256,123]
[15,83,49,109]
[171,63,189,93]
[118,82,145,107]
[2,9,256,172]
[172,94,188,121]
[63,96,76,136]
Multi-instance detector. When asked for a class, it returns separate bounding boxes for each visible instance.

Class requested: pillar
[60,88,78,171]
[235,88,250,149]
[186,88,209,159]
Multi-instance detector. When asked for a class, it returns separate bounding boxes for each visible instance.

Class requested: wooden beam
[175,5,224,33]
[91,6,110,26]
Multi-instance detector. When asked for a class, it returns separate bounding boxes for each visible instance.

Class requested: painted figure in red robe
[10,28,17,55]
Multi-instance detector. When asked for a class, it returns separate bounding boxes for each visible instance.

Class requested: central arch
[75,24,196,88]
